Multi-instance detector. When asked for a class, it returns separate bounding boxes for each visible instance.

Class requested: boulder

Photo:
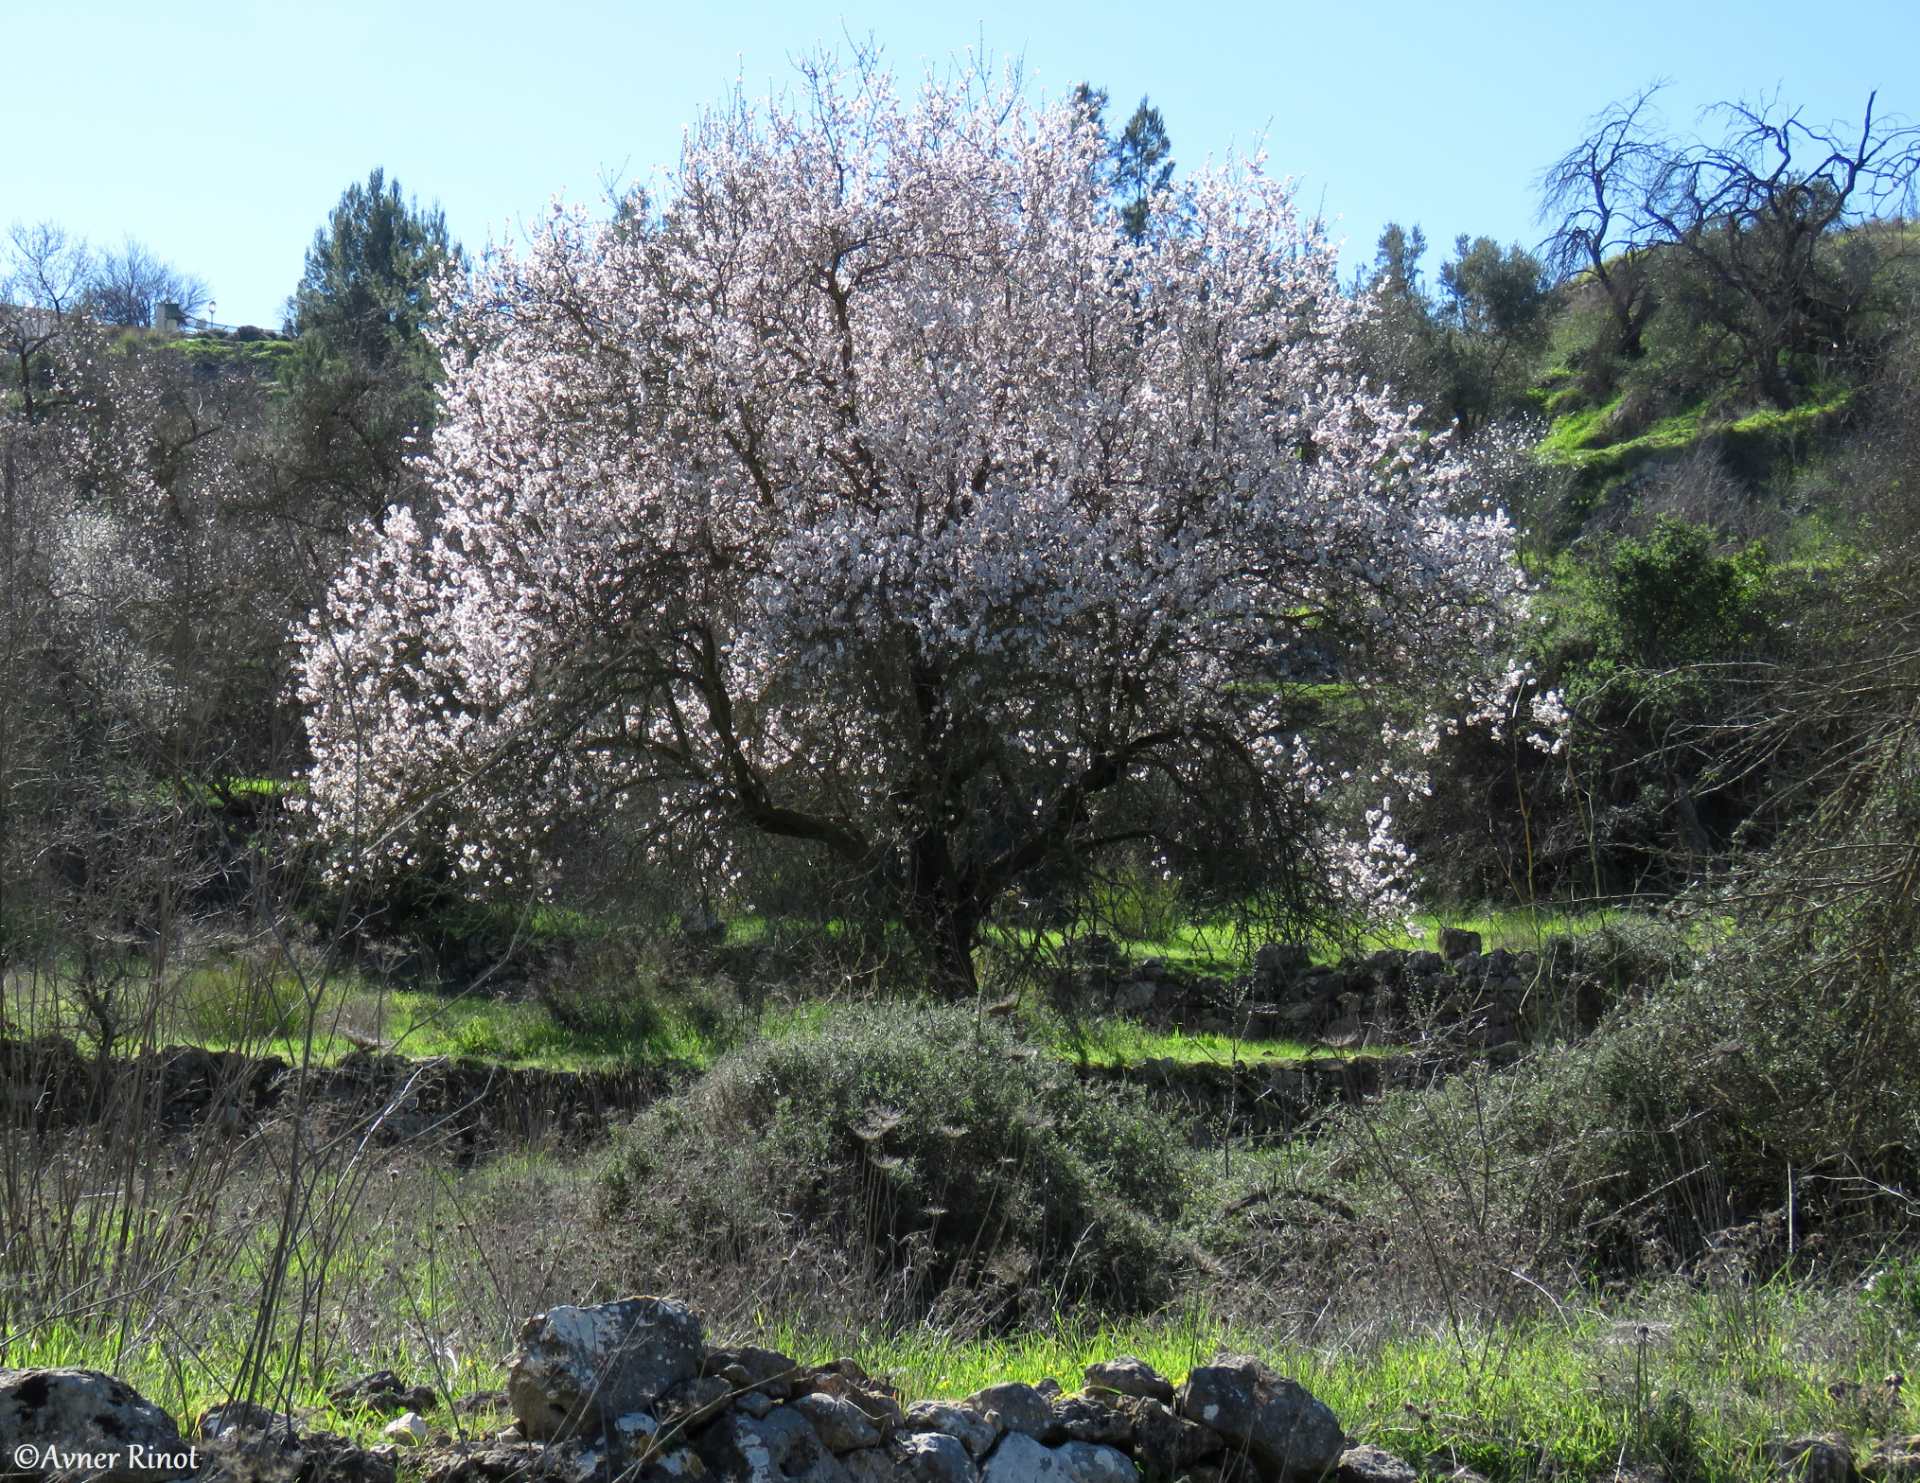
[199,1400,299,1440]
[506,1295,703,1441]
[702,1345,802,1400]
[896,1433,978,1483]
[0,1368,191,1480]
[1770,1437,1858,1483]
[198,1426,397,1483]
[1337,1446,1417,1483]
[845,1451,913,1483]
[1255,944,1313,988]
[795,1392,884,1452]
[1177,1358,1344,1482]
[807,1372,905,1434]
[330,1371,438,1416]
[980,1433,1135,1483]
[905,1402,1000,1460]
[1116,1397,1220,1477]
[1083,1358,1174,1405]
[382,1413,429,1446]
[659,1375,732,1430]
[966,1383,1058,1442]
[1052,1442,1138,1482]
[1439,928,1481,961]
[419,1439,602,1483]
[697,1408,851,1483]
[1051,1395,1132,1446]
[980,1433,1067,1483]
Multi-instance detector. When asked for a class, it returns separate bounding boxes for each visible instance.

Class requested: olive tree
[299,60,1532,991]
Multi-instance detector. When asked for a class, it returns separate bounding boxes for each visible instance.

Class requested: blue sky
[4,0,1907,328]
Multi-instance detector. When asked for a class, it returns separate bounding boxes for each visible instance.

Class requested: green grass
[4,898,1613,1077]
[1536,387,1854,485]
[1041,1020,1398,1069]
[1365,906,1622,957]
[797,1278,1920,1482]
[2,961,724,1072]
[15,1246,1916,1476]
[166,335,296,372]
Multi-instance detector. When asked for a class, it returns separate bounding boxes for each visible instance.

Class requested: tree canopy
[298,61,1531,990]
[278,169,460,528]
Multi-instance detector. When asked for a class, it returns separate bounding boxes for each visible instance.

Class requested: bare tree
[1536,84,1668,358]
[84,235,211,327]
[1,222,94,423]
[1640,91,1920,406]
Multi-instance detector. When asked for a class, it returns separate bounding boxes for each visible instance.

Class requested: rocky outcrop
[506,1296,705,1441]
[1178,1358,1345,1482]
[0,1368,191,1481]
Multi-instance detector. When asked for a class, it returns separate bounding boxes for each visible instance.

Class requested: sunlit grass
[1,962,721,1072]
[1040,1019,1402,1069]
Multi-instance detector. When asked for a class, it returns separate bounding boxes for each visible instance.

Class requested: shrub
[602,1002,1196,1328]
[1260,891,1919,1313]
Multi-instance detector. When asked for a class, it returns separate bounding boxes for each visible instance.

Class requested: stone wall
[1066,931,1620,1052]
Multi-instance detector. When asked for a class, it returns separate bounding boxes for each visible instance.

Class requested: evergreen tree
[278,169,461,528]
[1073,85,1176,240]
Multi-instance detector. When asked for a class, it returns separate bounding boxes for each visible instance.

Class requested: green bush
[603,1001,1196,1326]
[1273,887,1920,1302]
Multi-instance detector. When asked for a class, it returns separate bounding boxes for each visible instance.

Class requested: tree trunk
[905,830,982,997]
[923,899,981,998]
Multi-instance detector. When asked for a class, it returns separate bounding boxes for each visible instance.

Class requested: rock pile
[451,1295,1352,1483]
[4,1299,1899,1483]
[0,1298,1378,1483]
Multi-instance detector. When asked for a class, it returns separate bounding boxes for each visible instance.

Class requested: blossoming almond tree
[299,59,1528,992]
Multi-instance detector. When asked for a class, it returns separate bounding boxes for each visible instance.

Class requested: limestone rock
[1052,1442,1138,1482]
[506,1295,703,1441]
[980,1433,1064,1483]
[905,1402,1000,1460]
[199,1427,397,1483]
[1083,1358,1174,1406]
[796,1392,884,1452]
[660,1375,732,1430]
[895,1432,979,1483]
[198,1400,299,1440]
[0,1368,188,1480]
[980,1433,1135,1483]
[696,1407,851,1483]
[703,1346,801,1400]
[330,1371,438,1417]
[1177,1357,1344,1482]
[419,1439,599,1483]
[1337,1445,1417,1483]
[1051,1395,1131,1446]
[382,1412,429,1446]
[966,1383,1057,1441]
[1117,1396,1220,1477]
